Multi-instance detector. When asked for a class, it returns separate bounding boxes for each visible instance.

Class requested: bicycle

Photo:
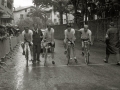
[42,41,55,66]
[83,41,90,65]
[65,39,77,65]
[24,42,30,67]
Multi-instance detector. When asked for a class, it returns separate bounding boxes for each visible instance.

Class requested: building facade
[0,0,14,25]
[13,6,34,24]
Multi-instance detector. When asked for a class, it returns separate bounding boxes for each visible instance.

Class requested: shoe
[103,59,108,63]
[52,61,55,65]
[74,58,78,63]
[22,51,25,55]
[82,52,84,56]
[116,62,120,65]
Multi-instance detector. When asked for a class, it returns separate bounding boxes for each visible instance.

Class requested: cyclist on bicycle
[42,23,55,64]
[64,24,77,61]
[78,24,92,56]
[21,26,33,61]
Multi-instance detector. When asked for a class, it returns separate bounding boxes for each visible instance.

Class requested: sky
[14,0,33,8]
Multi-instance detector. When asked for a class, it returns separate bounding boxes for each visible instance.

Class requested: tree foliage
[33,0,53,7]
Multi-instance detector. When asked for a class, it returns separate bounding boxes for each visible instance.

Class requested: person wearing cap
[104,22,120,65]
[64,24,77,62]
[42,23,55,64]
[32,23,43,64]
[21,26,33,61]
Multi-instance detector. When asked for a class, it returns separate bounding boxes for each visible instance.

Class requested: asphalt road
[0,40,120,90]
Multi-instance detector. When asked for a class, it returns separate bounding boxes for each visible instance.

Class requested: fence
[53,16,120,43]
[77,16,120,41]
[0,35,22,59]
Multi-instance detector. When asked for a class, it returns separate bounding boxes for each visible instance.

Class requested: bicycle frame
[84,41,90,65]
[66,41,73,65]
[43,42,52,66]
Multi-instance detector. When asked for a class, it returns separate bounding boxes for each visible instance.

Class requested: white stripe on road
[31,63,118,68]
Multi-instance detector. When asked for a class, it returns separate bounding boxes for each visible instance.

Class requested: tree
[27,6,47,28]
[33,0,53,8]
[69,0,81,23]
[53,0,69,24]
[33,0,69,24]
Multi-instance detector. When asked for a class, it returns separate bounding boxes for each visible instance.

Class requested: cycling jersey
[43,28,54,42]
[79,28,92,40]
[22,30,33,42]
[64,28,76,42]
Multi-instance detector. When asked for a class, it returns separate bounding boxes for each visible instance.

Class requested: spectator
[104,22,120,65]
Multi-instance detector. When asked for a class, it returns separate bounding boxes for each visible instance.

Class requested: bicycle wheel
[26,48,29,67]
[84,49,88,65]
[67,48,70,65]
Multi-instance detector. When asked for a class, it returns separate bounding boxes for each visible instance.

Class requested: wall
[0,35,22,59]
[13,7,33,24]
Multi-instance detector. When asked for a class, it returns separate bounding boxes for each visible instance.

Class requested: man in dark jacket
[104,22,120,65]
[32,23,43,64]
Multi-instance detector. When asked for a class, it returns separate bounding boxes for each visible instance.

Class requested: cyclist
[78,24,92,56]
[64,24,77,61]
[42,23,55,64]
[21,26,33,61]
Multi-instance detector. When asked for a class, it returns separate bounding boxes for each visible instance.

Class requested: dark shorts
[48,42,55,48]
[81,39,89,41]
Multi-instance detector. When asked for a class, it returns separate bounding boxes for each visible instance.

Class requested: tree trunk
[60,11,63,24]
[66,13,68,24]
[74,7,77,23]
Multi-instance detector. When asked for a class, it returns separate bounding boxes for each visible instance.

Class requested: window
[20,14,23,19]
[30,9,33,12]
[25,9,27,12]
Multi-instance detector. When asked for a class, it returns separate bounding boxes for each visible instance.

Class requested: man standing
[32,24,43,64]
[104,22,120,65]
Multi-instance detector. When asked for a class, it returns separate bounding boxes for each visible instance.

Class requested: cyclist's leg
[64,39,68,54]
[72,42,77,59]
[81,40,84,55]
[88,42,91,55]
[29,45,33,60]
[51,43,54,59]
[21,42,25,55]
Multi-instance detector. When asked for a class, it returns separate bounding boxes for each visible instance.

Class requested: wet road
[0,40,120,90]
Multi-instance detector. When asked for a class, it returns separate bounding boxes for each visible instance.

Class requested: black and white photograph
[0,0,120,90]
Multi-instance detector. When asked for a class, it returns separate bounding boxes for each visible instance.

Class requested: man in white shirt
[78,25,92,56]
[64,24,77,61]
[42,23,55,64]
[21,26,33,60]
